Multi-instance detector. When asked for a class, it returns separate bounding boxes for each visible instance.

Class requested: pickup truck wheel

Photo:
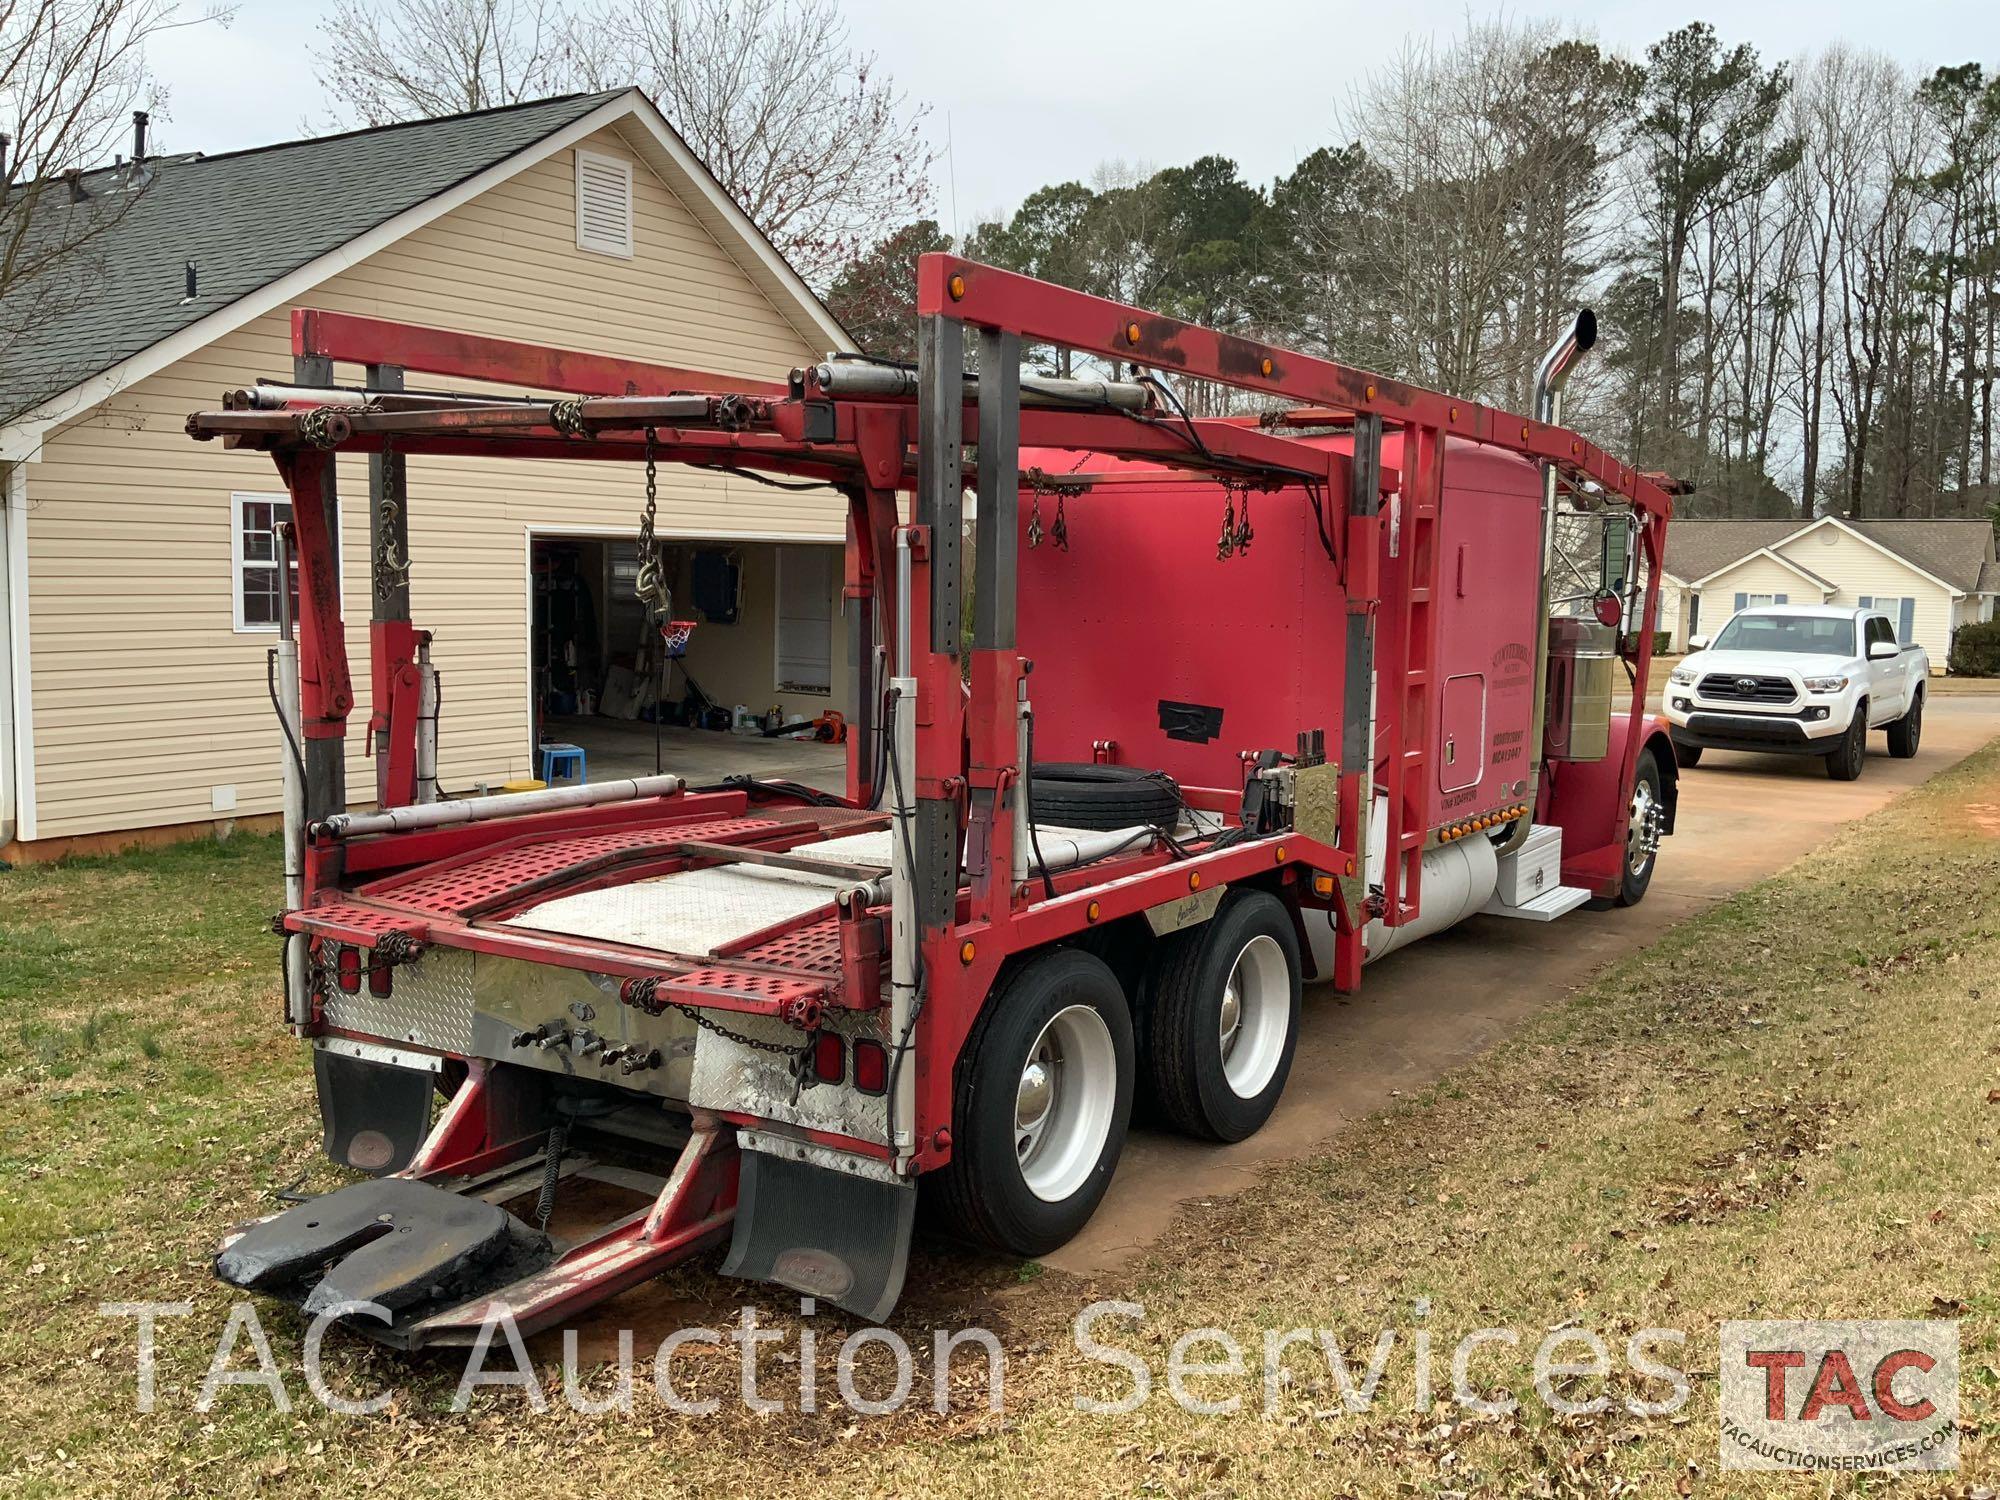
[1141,890,1301,1142]
[1887,692,1923,759]
[1825,712,1867,781]
[929,949,1133,1257]
[1612,748,1666,908]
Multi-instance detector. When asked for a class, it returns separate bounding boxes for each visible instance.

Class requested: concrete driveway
[1047,694,2000,1275]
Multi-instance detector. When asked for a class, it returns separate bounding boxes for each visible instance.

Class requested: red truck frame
[190,257,1676,1339]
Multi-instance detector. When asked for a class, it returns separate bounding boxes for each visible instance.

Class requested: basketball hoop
[660,619,697,658]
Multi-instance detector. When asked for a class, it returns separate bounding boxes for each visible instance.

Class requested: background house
[1655,516,1997,663]
[0,89,852,860]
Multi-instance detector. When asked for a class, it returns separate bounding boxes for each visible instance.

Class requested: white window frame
[231,491,292,634]
[1858,595,1917,644]
[773,544,837,695]
[575,148,635,258]
[231,492,338,634]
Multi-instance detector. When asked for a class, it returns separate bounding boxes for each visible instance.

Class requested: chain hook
[633,426,673,621]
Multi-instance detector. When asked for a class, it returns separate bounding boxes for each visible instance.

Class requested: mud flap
[720,1150,915,1322]
[314,1048,434,1176]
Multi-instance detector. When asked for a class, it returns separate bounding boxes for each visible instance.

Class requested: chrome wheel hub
[1218,934,1290,1099]
[1013,1004,1117,1203]
[1627,779,1661,876]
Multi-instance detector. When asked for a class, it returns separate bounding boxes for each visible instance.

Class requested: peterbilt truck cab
[1663,604,1927,779]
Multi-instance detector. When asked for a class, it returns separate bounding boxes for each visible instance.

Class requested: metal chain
[633,427,674,621]
[372,441,411,601]
[664,1000,812,1057]
[297,402,371,450]
[1024,458,1089,552]
[1215,479,1258,559]
[548,397,588,437]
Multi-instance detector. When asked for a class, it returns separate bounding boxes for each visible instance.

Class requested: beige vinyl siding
[1770,528,1956,666]
[20,124,842,841]
[1693,555,1830,622]
[1656,576,1688,649]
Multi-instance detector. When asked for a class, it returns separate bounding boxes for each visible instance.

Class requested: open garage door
[528,532,847,792]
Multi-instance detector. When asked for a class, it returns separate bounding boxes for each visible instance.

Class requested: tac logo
[1719,1320,1959,1472]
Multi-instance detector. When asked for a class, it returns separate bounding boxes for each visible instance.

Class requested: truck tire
[1029,763,1181,832]
[1616,748,1665,908]
[929,948,1133,1257]
[1674,742,1703,768]
[1140,890,1301,1142]
[1887,692,1923,759]
[1825,711,1867,781]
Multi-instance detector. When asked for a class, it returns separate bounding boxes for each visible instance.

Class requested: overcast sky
[150,1,1997,237]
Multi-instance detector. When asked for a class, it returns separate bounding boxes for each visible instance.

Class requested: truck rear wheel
[1887,692,1923,758]
[929,948,1133,1257]
[1140,890,1301,1142]
[1825,712,1867,781]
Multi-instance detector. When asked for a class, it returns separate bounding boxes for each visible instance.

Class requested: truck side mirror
[1868,638,1899,660]
[1687,634,1708,652]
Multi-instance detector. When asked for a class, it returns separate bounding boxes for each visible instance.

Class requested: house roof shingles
[1662,520,1802,584]
[1667,517,1997,595]
[0,91,623,422]
[1845,519,1994,594]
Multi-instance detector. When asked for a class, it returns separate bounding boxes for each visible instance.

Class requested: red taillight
[336,945,362,993]
[367,955,392,997]
[852,1039,888,1095]
[812,1031,845,1084]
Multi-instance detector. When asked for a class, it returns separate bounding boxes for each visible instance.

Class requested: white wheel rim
[1219,934,1289,1098]
[1015,1004,1116,1203]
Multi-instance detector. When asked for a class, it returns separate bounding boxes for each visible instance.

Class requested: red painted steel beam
[918,256,1675,519]
[292,308,789,397]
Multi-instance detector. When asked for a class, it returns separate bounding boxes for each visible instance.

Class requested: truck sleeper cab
[189,260,1679,1340]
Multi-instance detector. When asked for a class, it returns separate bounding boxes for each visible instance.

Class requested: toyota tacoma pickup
[1662,604,1926,780]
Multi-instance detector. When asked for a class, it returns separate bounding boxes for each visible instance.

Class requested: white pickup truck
[1662,604,1927,780]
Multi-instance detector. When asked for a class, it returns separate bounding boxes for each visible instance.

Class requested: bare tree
[1336,20,1635,408]
[315,0,932,290]
[1,0,220,425]
[316,0,583,124]
[590,0,931,287]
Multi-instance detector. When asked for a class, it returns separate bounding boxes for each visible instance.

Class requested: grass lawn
[3,742,1998,1496]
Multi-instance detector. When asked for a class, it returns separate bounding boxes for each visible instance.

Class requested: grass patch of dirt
[3,743,1999,1496]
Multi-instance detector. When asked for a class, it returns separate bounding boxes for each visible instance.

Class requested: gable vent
[575,148,634,258]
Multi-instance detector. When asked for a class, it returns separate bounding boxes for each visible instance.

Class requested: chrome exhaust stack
[1515,310,1599,854]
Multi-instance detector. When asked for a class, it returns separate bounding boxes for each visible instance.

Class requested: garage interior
[530,534,848,792]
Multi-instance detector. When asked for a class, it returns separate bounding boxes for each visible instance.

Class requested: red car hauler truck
[191,258,1677,1340]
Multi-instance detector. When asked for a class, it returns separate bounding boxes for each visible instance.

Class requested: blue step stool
[539,742,586,785]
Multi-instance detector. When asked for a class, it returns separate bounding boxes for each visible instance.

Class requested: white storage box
[1493,824,1563,907]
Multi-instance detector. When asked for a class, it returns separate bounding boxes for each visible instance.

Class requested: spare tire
[1030,762,1181,831]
